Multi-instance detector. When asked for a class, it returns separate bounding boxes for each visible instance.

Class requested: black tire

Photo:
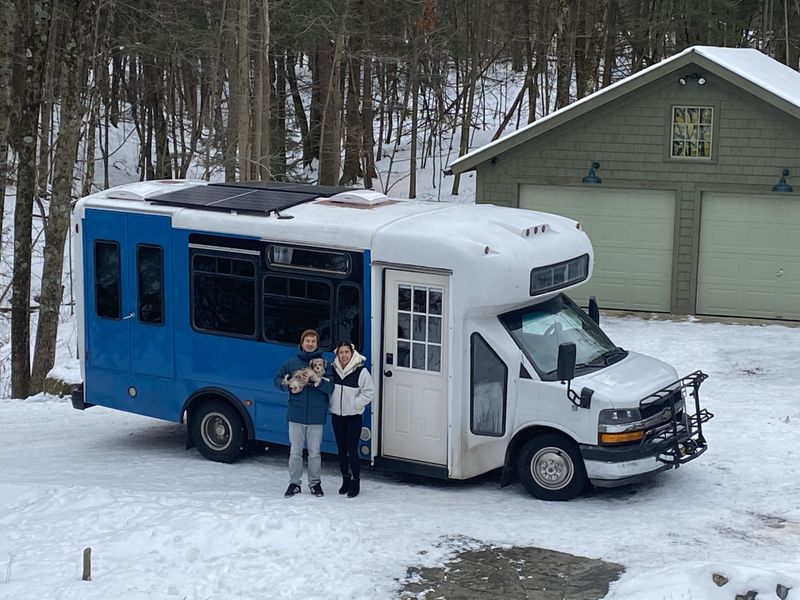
[191,399,245,463]
[516,433,587,501]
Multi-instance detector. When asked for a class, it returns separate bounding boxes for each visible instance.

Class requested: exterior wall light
[678,73,706,86]
[772,168,793,193]
[582,161,601,184]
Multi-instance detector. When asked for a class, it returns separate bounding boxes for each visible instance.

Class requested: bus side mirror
[588,296,600,325]
[557,342,576,383]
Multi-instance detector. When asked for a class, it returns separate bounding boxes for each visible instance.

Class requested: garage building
[448,46,800,320]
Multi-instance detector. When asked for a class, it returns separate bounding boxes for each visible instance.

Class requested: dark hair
[335,341,355,353]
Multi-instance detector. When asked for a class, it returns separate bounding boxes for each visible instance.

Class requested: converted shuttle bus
[70,180,713,501]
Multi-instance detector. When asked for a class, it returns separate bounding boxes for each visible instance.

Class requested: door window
[396,284,442,372]
[137,245,163,325]
[94,240,121,319]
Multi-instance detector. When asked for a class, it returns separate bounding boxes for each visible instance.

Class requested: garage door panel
[520,185,675,312]
[698,193,800,320]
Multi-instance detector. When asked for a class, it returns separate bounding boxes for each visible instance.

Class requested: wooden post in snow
[82,548,91,581]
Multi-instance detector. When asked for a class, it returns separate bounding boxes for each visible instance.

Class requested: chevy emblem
[661,408,672,421]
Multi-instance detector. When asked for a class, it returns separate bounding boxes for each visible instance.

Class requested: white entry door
[381,270,449,465]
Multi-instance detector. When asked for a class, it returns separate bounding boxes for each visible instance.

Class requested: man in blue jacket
[274,329,333,498]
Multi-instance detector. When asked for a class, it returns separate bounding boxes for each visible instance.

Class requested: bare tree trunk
[340,22,363,186]
[0,0,15,247]
[237,0,251,179]
[222,0,239,181]
[11,0,49,399]
[361,57,376,189]
[318,34,343,186]
[31,0,93,393]
[555,0,575,109]
[409,63,419,198]
[252,0,270,180]
[286,50,312,168]
[271,51,287,179]
[602,0,616,87]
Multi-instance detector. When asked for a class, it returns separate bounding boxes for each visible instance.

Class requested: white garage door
[519,185,675,312]
[698,193,800,320]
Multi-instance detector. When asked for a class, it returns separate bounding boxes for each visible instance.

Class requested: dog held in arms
[283,358,328,393]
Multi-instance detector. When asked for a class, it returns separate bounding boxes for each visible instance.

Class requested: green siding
[474,74,800,314]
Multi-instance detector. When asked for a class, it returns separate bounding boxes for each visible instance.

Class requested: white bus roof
[75,181,592,279]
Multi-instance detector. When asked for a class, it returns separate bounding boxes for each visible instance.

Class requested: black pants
[332,413,362,479]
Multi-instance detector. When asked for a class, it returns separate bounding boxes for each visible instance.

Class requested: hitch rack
[638,370,713,468]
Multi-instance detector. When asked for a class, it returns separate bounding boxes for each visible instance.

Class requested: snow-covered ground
[2,315,800,599]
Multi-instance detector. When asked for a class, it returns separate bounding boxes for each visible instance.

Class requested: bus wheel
[192,399,245,463]
[517,433,587,501]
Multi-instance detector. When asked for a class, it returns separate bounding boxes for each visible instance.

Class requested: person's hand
[299,370,310,383]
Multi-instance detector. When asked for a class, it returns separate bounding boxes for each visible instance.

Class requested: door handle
[122,312,135,320]
[384,370,393,378]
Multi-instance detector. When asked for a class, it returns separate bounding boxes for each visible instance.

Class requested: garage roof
[448,46,800,174]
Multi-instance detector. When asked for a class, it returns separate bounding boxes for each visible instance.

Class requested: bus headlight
[599,408,642,427]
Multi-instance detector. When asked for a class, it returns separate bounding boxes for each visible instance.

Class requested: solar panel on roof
[146,181,344,215]
[215,181,352,196]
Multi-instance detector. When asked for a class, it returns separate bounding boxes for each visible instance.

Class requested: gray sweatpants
[288,422,324,487]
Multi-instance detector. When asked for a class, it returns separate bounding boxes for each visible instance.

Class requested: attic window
[671,106,713,159]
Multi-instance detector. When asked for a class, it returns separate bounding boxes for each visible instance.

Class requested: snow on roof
[448,45,800,174]
[76,181,589,271]
[693,45,800,106]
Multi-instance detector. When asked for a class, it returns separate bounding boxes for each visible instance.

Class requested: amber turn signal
[600,431,645,444]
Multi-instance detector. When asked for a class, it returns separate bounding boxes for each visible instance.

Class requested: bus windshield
[499,294,626,380]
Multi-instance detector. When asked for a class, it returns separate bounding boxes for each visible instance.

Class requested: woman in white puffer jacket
[330,341,374,498]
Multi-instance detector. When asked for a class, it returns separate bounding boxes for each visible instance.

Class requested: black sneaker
[310,483,324,497]
[284,483,302,498]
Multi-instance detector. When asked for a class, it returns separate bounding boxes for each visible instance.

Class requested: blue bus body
[80,207,372,457]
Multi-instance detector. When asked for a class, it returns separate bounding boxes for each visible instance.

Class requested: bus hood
[576,351,679,407]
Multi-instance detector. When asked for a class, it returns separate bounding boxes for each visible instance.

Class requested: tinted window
[137,245,163,324]
[94,241,121,319]
[470,333,507,437]
[267,245,350,275]
[264,275,332,348]
[336,284,362,349]
[192,254,256,336]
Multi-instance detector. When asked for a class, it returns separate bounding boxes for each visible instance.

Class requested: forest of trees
[1,0,799,400]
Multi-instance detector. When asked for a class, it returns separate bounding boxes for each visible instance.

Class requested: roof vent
[106,190,147,201]
[328,189,390,206]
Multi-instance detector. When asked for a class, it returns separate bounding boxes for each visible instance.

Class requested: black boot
[347,477,360,498]
[339,474,351,495]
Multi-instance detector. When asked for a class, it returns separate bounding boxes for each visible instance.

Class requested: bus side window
[470,333,507,437]
[137,245,163,325]
[191,253,257,337]
[94,240,121,319]
[263,275,333,349]
[335,284,362,350]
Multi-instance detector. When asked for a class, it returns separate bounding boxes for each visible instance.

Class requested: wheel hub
[201,412,232,451]
[531,447,574,490]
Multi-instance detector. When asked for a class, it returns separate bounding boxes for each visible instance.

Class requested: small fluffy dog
[283,358,327,394]
[284,371,307,394]
[308,357,327,384]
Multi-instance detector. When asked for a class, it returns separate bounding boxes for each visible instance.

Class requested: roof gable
[448,46,800,174]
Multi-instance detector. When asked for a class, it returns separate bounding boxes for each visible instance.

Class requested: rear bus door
[83,209,174,410]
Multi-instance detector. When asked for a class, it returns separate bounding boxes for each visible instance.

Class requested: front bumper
[581,370,713,488]
[583,455,669,487]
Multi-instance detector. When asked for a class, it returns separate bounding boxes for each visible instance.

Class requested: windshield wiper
[586,346,628,367]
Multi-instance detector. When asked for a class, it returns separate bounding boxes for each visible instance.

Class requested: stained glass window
[671,106,713,159]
